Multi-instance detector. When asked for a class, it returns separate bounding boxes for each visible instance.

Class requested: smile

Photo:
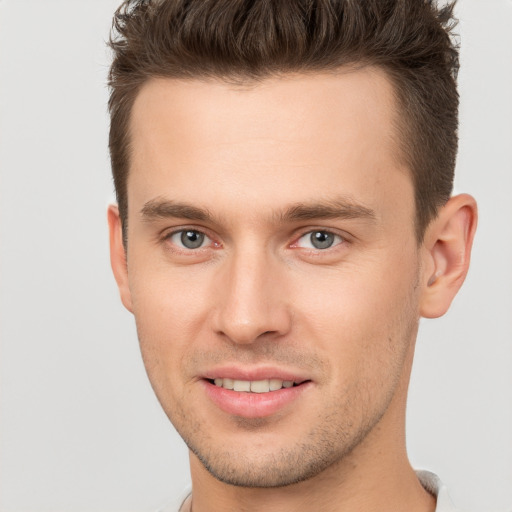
[211,378,298,393]
[203,376,311,418]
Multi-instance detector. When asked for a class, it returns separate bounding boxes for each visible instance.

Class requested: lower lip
[202,380,311,419]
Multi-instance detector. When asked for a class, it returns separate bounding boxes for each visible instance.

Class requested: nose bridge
[213,243,290,344]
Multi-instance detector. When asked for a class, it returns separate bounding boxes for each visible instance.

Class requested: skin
[109,68,477,512]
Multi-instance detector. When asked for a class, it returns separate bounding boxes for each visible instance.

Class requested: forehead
[127,68,413,227]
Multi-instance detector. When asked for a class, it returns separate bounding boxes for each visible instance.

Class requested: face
[117,69,425,487]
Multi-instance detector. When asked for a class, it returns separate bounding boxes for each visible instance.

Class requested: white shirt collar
[417,470,460,512]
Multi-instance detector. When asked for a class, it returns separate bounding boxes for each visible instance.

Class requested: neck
[186,458,434,512]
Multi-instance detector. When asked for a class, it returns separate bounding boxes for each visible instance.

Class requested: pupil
[181,230,204,249]
[311,231,334,249]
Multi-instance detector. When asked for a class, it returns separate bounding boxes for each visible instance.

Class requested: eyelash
[161,227,347,254]
[292,230,345,251]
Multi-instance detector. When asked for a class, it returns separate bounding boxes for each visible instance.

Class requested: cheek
[295,258,417,323]
[290,252,420,372]
[128,264,214,384]
[130,257,212,328]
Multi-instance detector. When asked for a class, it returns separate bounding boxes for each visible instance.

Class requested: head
[107,0,477,491]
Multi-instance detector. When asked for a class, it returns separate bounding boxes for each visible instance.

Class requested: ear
[419,194,478,319]
[107,205,133,313]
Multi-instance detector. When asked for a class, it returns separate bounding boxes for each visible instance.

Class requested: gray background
[0,1,511,510]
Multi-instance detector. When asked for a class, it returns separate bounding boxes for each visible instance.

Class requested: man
[106,1,477,511]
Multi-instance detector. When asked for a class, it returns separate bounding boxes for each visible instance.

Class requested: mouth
[207,377,304,393]
[202,373,312,418]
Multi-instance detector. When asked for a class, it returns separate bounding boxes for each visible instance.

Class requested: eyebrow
[141,198,212,222]
[278,200,376,223]
[140,197,376,224]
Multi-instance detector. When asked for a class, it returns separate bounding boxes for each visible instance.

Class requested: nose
[211,248,292,345]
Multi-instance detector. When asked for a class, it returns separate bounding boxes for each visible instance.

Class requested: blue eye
[170,230,210,249]
[296,231,342,250]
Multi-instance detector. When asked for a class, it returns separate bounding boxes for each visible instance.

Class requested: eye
[296,230,343,250]
[169,229,211,250]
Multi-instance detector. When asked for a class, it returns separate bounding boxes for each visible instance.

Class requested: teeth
[223,378,234,390]
[269,378,283,391]
[250,379,270,393]
[212,378,298,392]
[233,380,251,392]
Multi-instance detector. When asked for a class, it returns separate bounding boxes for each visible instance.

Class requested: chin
[193,448,336,488]
[182,420,367,489]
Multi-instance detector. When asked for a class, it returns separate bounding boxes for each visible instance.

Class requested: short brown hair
[108,0,459,241]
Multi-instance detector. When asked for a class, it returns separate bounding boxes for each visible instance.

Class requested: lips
[201,368,311,418]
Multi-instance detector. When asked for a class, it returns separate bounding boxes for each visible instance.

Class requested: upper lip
[201,365,311,384]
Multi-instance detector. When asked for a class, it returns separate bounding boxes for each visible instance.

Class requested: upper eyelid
[161,225,212,239]
[297,227,342,236]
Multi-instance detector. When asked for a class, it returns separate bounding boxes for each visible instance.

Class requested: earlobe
[107,205,134,313]
[419,194,478,319]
